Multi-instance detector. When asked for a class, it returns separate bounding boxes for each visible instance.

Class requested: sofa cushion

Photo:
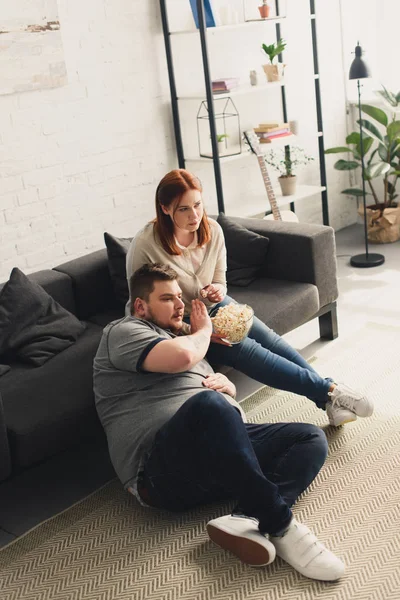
[228,278,319,336]
[217,213,270,286]
[104,232,132,307]
[0,268,86,368]
[0,321,104,468]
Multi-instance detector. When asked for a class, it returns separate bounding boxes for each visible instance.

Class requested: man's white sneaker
[328,383,374,418]
[326,402,357,427]
[207,514,276,567]
[270,519,345,581]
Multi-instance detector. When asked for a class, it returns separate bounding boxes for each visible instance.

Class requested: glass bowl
[210,303,254,344]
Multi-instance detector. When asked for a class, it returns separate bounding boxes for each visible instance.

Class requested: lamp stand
[350,80,385,268]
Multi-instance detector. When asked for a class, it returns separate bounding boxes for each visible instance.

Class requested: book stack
[254,122,292,143]
[212,78,240,94]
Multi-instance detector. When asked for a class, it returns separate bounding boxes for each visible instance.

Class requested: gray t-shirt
[93,316,245,490]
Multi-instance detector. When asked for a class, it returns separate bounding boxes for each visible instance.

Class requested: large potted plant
[264,146,314,196]
[325,104,400,243]
[261,39,286,82]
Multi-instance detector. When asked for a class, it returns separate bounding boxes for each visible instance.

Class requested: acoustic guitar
[243,129,299,222]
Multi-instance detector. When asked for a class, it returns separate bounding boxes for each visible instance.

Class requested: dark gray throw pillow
[104,232,132,307]
[217,213,270,286]
[0,268,86,368]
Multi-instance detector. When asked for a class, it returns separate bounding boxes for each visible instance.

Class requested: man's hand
[200,284,225,303]
[190,299,212,337]
[202,373,236,398]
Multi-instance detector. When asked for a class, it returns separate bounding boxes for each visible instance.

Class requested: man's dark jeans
[140,390,328,535]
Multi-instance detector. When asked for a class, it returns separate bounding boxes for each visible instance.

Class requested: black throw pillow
[0,268,86,368]
[104,232,133,307]
[217,213,270,286]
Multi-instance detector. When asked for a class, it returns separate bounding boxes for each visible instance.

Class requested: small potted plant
[258,0,270,19]
[264,146,314,196]
[214,133,229,155]
[261,39,286,82]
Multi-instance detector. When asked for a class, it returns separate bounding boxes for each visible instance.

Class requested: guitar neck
[257,155,281,221]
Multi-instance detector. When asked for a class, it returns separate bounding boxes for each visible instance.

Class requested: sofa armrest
[230,217,338,308]
[0,392,11,482]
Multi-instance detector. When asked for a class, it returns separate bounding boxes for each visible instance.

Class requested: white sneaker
[270,519,345,581]
[326,402,357,427]
[207,514,276,566]
[328,383,374,418]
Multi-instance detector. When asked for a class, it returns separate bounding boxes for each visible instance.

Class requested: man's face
[139,280,185,332]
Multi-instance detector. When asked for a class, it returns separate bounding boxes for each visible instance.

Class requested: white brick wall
[0,0,356,283]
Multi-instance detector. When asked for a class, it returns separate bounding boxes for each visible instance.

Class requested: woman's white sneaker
[270,519,345,581]
[207,514,276,566]
[328,383,374,418]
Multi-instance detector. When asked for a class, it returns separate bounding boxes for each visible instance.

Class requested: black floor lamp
[349,44,385,268]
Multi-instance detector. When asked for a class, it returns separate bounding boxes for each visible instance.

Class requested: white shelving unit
[177,81,285,101]
[169,16,285,36]
[225,185,326,218]
[185,134,297,162]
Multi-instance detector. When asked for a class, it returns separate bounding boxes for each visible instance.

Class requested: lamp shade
[349,44,370,80]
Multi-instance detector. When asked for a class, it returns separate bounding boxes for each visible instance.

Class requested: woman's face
[162,189,204,233]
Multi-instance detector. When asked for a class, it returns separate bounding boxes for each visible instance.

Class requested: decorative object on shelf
[215,133,229,154]
[263,145,314,196]
[254,121,291,143]
[244,129,299,222]
[249,70,258,86]
[188,0,216,29]
[258,0,270,19]
[326,45,398,254]
[261,39,286,82]
[197,97,241,158]
[212,77,240,94]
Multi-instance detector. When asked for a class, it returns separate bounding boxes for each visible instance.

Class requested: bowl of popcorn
[210,303,254,344]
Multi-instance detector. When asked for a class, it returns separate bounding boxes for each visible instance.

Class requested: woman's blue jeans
[206,295,333,409]
[141,391,328,535]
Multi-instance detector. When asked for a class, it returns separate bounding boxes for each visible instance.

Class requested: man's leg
[140,391,323,533]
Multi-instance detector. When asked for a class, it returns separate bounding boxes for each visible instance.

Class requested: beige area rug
[1,321,400,600]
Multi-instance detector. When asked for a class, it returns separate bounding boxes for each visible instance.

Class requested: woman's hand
[202,373,236,398]
[210,333,232,347]
[200,284,225,303]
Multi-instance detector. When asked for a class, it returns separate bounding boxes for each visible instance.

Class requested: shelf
[185,134,297,163]
[170,16,286,35]
[178,81,284,101]
[224,185,327,218]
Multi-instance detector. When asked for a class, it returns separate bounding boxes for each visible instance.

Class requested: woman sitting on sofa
[126,168,373,427]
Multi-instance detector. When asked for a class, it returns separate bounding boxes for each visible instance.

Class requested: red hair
[153,169,211,255]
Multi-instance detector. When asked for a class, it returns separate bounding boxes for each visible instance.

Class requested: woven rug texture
[1,321,400,600]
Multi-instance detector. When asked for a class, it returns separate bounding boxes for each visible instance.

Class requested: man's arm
[142,300,212,374]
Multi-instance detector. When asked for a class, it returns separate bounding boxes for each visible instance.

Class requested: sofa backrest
[54,249,116,320]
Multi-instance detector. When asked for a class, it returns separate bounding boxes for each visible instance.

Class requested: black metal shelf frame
[159,0,330,224]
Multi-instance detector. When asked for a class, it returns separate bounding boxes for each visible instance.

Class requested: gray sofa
[0,217,338,483]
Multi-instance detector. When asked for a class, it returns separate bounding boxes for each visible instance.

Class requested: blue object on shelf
[189,0,216,28]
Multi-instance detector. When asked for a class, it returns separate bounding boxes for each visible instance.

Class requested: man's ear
[133,297,147,318]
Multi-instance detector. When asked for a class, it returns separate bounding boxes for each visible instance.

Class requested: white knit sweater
[126,218,227,315]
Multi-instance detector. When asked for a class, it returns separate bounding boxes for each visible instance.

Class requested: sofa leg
[319,304,338,340]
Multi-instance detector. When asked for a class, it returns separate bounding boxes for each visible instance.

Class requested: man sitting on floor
[93,263,347,581]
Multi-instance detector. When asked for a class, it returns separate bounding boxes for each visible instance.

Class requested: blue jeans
[206,295,332,409]
[140,391,328,535]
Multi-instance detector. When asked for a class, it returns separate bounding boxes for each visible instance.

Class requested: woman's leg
[208,296,331,408]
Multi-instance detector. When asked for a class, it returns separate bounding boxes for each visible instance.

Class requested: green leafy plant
[325,104,400,211]
[216,133,228,143]
[261,39,287,64]
[264,146,314,177]
[376,84,400,108]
